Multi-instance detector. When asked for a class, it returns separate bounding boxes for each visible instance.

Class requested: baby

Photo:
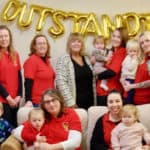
[21,108,49,150]
[111,104,150,150]
[120,39,142,104]
[91,35,112,91]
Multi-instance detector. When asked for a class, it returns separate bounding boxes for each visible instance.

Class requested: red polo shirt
[133,55,150,104]
[97,47,126,96]
[103,113,119,149]
[23,54,55,104]
[0,51,21,103]
[46,108,82,150]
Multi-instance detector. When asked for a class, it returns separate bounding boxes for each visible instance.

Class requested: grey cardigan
[55,54,96,107]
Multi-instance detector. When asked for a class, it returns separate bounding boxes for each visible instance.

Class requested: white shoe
[100,83,109,91]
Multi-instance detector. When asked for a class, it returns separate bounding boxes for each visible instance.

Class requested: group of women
[0,24,150,149]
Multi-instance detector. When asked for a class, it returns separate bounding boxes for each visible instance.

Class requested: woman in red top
[91,89,123,150]
[96,27,128,106]
[36,88,82,150]
[124,31,150,104]
[0,25,22,127]
[23,34,55,107]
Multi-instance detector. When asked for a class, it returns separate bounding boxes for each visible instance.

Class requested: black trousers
[2,103,18,127]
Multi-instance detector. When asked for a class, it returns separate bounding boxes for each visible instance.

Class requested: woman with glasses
[13,88,82,150]
[23,34,55,107]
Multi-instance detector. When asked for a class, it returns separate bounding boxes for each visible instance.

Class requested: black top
[71,57,94,109]
[91,113,120,150]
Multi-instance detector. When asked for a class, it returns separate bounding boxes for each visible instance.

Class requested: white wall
[0,0,149,65]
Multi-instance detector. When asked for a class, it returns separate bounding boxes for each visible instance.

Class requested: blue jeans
[125,78,134,104]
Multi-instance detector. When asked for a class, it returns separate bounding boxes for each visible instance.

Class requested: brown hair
[0,25,16,63]
[40,89,65,120]
[112,27,129,49]
[66,32,86,56]
[29,34,50,57]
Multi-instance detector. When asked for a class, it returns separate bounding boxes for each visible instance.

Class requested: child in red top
[21,108,49,149]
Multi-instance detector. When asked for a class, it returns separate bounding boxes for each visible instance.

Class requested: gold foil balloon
[48,11,67,37]
[80,13,102,37]
[101,15,116,39]
[68,12,88,33]
[1,0,150,39]
[18,4,54,30]
[2,0,21,21]
[123,12,140,37]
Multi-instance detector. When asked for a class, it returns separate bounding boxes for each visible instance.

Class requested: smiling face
[0,29,10,50]
[70,39,82,54]
[139,32,150,54]
[34,36,48,57]
[111,30,122,49]
[107,92,123,117]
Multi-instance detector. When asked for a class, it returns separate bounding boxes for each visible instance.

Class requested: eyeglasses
[43,98,58,105]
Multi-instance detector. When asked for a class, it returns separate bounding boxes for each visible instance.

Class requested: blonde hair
[139,31,150,54]
[126,39,144,63]
[66,32,86,56]
[0,25,16,64]
[29,34,50,57]
[93,35,106,46]
[122,104,139,121]
[28,108,45,120]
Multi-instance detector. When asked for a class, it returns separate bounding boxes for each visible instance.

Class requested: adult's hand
[6,95,17,108]
[124,82,133,92]
[14,96,21,106]
[34,142,53,150]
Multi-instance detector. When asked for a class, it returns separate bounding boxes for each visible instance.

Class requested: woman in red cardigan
[96,27,129,106]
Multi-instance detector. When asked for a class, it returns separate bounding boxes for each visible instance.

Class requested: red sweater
[21,121,49,146]
[133,55,150,104]
[97,47,126,96]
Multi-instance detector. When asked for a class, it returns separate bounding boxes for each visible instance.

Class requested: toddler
[111,104,150,150]
[120,39,142,104]
[91,35,112,91]
[0,102,13,143]
[21,108,49,150]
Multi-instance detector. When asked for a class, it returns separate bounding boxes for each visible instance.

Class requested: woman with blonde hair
[124,31,150,104]
[56,32,96,109]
